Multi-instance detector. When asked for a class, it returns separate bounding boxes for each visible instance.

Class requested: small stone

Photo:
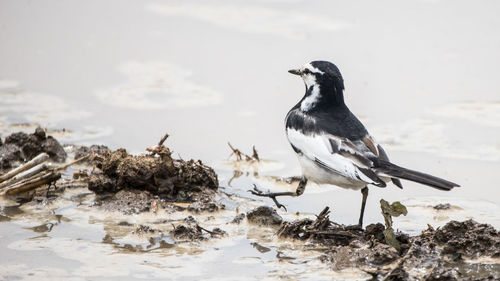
[246,206,283,226]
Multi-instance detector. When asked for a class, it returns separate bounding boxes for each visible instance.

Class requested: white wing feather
[286,128,378,186]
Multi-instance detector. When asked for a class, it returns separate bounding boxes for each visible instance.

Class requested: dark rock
[434,203,452,210]
[231,213,246,224]
[171,224,204,241]
[246,206,283,226]
[1,128,66,164]
[0,143,21,169]
[33,127,46,140]
[5,132,30,147]
[365,223,385,242]
[132,225,158,235]
[41,136,66,162]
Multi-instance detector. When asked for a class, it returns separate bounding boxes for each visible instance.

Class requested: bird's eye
[303,69,312,74]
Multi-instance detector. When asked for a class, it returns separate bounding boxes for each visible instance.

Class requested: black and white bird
[251,60,459,227]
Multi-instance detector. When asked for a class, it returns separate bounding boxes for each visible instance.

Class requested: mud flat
[1,128,499,280]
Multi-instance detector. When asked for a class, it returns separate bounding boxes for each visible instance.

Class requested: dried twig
[0,152,91,197]
[0,153,49,183]
[53,155,89,171]
[227,142,259,161]
[252,146,260,161]
[1,171,61,196]
[158,133,169,146]
[0,163,50,189]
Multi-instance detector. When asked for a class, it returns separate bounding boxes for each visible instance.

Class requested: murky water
[1,0,499,280]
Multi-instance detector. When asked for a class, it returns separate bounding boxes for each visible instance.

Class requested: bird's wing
[286,128,386,187]
[360,134,404,188]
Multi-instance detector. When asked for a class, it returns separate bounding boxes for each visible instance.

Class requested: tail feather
[376,160,460,191]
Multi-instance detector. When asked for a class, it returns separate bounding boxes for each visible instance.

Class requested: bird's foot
[248,184,295,211]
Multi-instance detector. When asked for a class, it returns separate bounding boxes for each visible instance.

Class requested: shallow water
[1,0,500,280]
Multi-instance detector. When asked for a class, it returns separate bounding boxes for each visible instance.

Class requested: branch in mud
[0,152,90,197]
[0,171,61,196]
[0,153,49,183]
[227,142,260,162]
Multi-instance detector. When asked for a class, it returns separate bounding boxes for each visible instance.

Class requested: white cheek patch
[302,74,317,89]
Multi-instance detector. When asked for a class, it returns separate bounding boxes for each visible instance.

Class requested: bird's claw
[248,185,288,211]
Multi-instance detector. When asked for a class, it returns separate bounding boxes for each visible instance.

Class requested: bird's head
[288,61,344,91]
[289,61,345,110]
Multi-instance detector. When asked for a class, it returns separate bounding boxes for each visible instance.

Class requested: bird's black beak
[288,69,302,76]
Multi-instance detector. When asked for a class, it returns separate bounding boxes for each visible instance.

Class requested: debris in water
[227,142,260,162]
[274,206,500,280]
[433,203,452,210]
[246,206,283,226]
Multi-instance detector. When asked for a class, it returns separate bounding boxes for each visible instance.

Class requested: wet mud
[0,127,66,169]
[1,129,499,280]
[275,207,500,280]
[85,141,222,214]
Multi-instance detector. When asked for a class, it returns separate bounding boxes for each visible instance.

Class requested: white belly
[296,154,367,190]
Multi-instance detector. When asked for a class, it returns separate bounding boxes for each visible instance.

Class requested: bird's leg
[249,177,308,211]
[345,186,369,230]
[358,186,369,227]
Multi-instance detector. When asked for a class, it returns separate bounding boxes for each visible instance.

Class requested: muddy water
[1,0,500,280]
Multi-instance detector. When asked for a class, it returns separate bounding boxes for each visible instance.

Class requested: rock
[246,206,283,226]
[434,203,452,210]
[0,143,21,169]
[1,127,66,166]
[171,224,204,241]
[41,136,66,162]
[231,213,245,224]
[365,223,386,242]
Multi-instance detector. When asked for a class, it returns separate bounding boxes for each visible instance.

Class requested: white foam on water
[95,61,223,110]
[372,110,500,162]
[146,3,349,39]
[432,101,500,128]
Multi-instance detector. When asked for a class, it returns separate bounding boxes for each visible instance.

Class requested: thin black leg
[249,177,308,211]
[358,186,369,227]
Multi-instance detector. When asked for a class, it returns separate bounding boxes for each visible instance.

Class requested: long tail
[375,160,460,191]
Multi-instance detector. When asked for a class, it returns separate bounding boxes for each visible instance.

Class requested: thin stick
[53,155,89,171]
[0,153,49,183]
[252,145,260,161]
[158,133,169,146]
